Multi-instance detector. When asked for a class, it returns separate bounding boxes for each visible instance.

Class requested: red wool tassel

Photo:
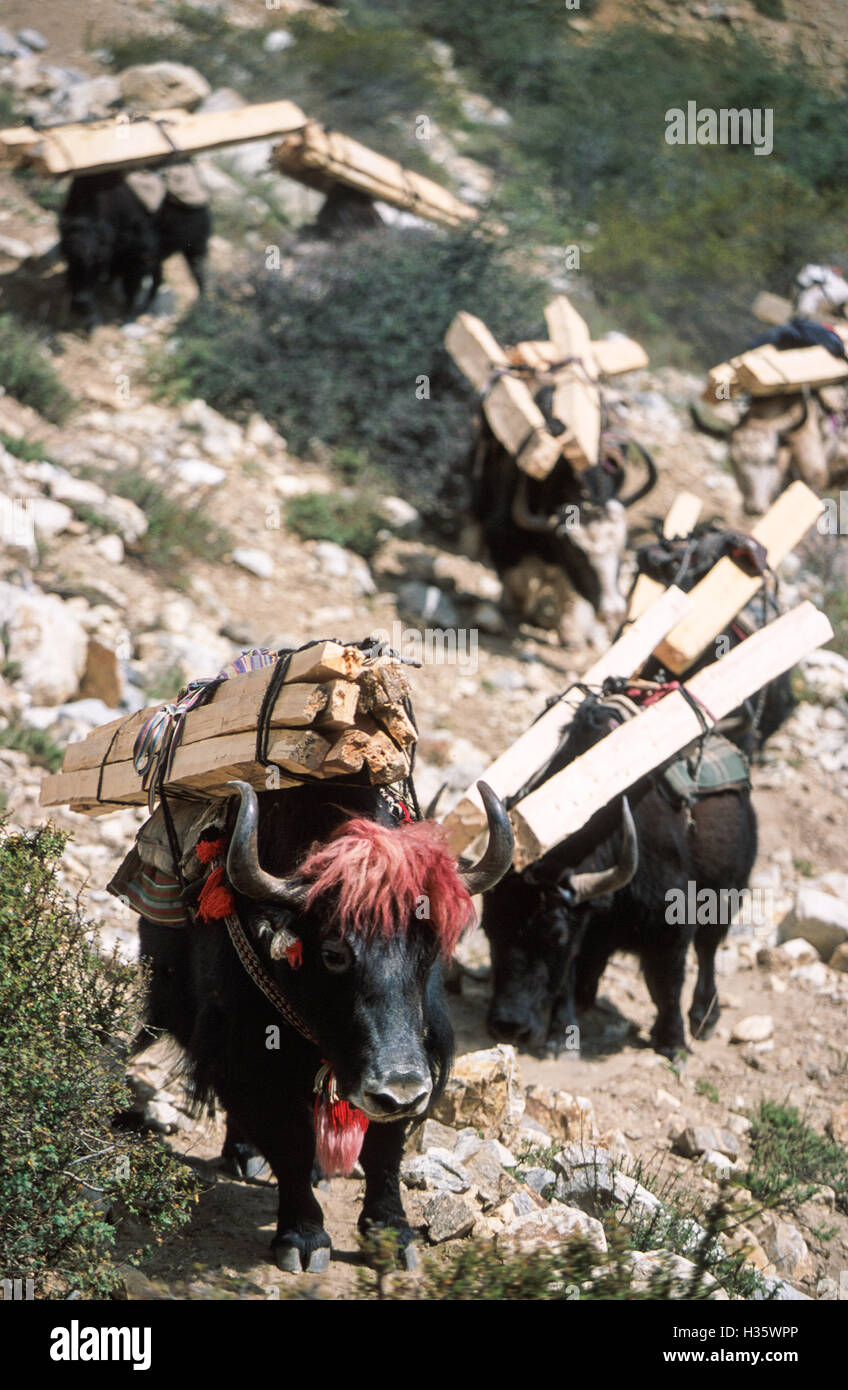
[197,865,236,922]
[196,836,228,864]
[314,1090,369,1178]
[285,940,303,970]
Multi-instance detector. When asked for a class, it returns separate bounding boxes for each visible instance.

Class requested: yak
[482,692,757,1060]
[131,777,512,1273]
[469,419,657,643]
[59,169,210,328]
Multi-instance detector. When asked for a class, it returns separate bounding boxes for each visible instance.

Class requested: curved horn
[511,475,557,534]
[776,390,809,446]
[458,782,514,896]
[567,798,638,905]
[225,781,309,909]
[617,441,659,508]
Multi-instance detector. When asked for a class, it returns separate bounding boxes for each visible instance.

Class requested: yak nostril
[361,1075,431,1116]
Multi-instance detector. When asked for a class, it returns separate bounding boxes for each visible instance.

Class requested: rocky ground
[1,11,848,1303]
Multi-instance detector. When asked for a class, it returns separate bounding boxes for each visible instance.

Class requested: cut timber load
[626,492,704,623]
[40,643,415,816]
[543,296,602,470]
[445,312,562,480]
[0,101,308,176]
[440,585,693,855]
[704,325,848,403]
[510,601,833,866]
[653,481,824,674]
[272,122,477,229]
[509,336,648,378]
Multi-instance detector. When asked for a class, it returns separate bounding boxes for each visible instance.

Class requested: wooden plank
[654,481,824,674]
[703,360,741,404]
[363,731,410,784]
[511,602,833,866]
[285,641,365,684]
[445,313,562,480]
[735,344,848,395]
[316,679,360,732]
[266,729,332,775]
[590,336,649,376]
[19,101,308,177]
[440,584,693,854]
[752,291,793,325]
[543,296,601,470]
[273,122,478,229]
[321,729,372,776]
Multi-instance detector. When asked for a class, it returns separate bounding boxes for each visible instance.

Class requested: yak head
[224,780,513,1122]
[482,799,638,1052]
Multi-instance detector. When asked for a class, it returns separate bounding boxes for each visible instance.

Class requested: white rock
[791,961,831,989]
[30,496,73,539]
[701,1149,733,1180]
[232,548,274,580]
[92,533,124,564]
[0,234,34,261]
[118,62,211,110]
[731,1015,773,1044]
[264,28,294,52]
[172,458,227,488]
[0,584,87,705]
[380,496,421,531]
[780,886,848,959]
[312,540,376,596]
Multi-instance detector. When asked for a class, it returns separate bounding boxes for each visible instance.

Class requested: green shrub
[0,315,73,423]
[752,0,786,17]
[160,229,544,524]
[285,490,387,559]
[107,468,231,574]
[743,1099,848,1213]
[0,722,64,772]
[0,824,198,1297]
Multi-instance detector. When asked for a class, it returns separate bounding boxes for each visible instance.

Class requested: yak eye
[321,940,353,974]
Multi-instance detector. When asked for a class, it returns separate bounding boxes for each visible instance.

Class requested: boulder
[430,1045,525,1142]
[828,1101,848,1148]
[0,584,87,705]
[78,639,124,708]
[523,1084,598,1142]
[118,62,211,110]
[730,1015,774,1044]
[671,1126,740,1161]
[424,1192,476,1244]
[758,1216,813,1283]
[779,885,848,959]
[400,1148,471,1195]
[495,1203,607,1256]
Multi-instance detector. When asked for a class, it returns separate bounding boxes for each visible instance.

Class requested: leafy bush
[0,824,198,1297]
[743,1099,848,1213]
[160,230,544,525]
[0,722,64,772]
[752,0,786,17]
[0,315,73,423]
[285,490,387,559]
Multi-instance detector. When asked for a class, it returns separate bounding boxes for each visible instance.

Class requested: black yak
[130,778,512,1272]
[59,168,210,327]
[482,692,757,1060]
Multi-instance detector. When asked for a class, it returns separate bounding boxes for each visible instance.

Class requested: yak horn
[568,798,638,905]
[458,782,514,896]
[226,781,310,909]
[511,475,557,534]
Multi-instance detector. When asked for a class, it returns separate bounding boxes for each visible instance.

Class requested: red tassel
[197,865,235,922]
[196,836,228,864]
[313,1083,369,1178]
[285,940,303,970]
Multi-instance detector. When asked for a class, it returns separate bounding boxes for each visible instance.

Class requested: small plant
[0,721,64,772]
[742,1099,848,1214]
[696,1077,720,1105]
[108,468,231,574]
[751,0,786,17]
[0,315,74,423]
[0,432,53,464]
[793,857,815,878]
[285,490,387,560]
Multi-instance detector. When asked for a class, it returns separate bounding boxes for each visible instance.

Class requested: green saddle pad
[660,733,750,806]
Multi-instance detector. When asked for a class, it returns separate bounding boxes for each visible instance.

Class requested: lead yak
[482,693,757,1060]
[133,777,512,1272]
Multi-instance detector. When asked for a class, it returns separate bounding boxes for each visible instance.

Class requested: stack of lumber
[704,323,848,403]
[508,600,832,867]
[0,101,309,176]
[40,644,416,816]
[272,122,477,229]
[445,296,648,480]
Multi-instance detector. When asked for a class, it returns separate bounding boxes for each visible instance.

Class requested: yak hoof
[273,1232,332,1274]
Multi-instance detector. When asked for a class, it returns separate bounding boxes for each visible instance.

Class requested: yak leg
[185,251,206,295]
[689,921,725,1040]
[358,1120,418,1269]
[221,1115,269,1182]
[139,259,163,313]
[221,1093,331,1274]
[574,931,612,1013]
[641,941,688,1059]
